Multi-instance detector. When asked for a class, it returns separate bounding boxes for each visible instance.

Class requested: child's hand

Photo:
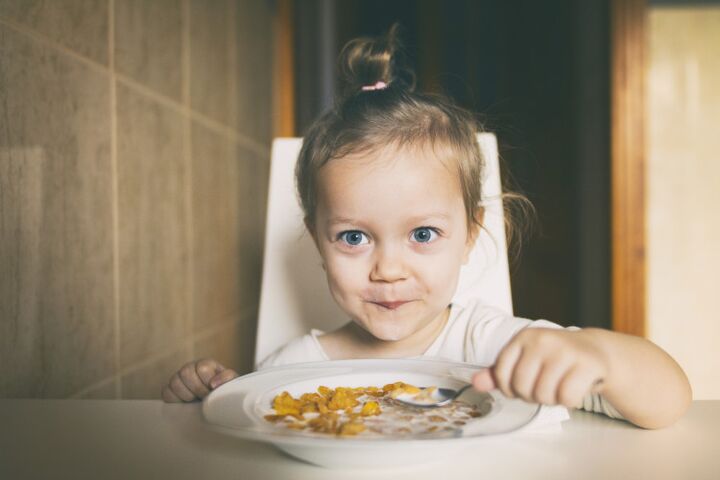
[471,328,607,408]
[161,358,239,403]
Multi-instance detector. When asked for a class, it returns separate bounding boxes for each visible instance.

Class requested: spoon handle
[454,384,473,399]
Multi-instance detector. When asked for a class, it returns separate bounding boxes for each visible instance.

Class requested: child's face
[309,145,478,343]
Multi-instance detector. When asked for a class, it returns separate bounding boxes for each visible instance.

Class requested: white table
[1,399,718,479]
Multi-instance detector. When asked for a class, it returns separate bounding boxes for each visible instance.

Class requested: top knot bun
[336,23,415,100]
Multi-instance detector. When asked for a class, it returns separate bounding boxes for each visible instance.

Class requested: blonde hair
[296,24,530,251]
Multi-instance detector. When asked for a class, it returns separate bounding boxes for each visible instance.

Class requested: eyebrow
[327,213,452,226]
[327,217,357,226]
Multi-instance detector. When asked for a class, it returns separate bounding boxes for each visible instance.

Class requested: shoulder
[455,298,564,334]
[255,330,327,371]
[450,298,564,365]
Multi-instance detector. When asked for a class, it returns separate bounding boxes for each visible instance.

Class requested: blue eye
[412,227,437,243]
[340,231,368,246]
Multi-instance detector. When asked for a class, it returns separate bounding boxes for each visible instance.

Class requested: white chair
[254,133,512,367]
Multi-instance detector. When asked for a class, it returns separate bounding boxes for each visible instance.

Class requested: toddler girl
[162,26,691,429]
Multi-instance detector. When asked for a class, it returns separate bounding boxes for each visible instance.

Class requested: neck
[340,305,452,358]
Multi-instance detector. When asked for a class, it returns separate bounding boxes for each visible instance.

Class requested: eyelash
[336,227,441,247]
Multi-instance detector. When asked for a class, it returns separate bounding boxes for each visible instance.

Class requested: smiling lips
[371,300,413,310]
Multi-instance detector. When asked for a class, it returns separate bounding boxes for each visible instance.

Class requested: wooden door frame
[610,0,646,336]
[273,0,295,137]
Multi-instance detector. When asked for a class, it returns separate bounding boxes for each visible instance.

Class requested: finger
[209,369,239,390]
[557,366,604,408]
[196,359,223,388]
[169,372,197,402]
[533,359,573,405]
[471,368,496,392]
[492,342,523,399]
[179,362,210,398]
[510,350,543,402]
[161,385,182,403]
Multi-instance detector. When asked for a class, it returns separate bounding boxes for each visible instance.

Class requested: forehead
[315,144,465,221]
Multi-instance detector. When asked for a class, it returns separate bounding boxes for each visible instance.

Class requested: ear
[462,207,484,265]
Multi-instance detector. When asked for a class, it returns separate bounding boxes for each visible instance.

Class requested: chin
[364,321,414,342]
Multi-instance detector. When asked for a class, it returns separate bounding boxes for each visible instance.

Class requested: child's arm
[161,358,238,402]
[472,327,692,429]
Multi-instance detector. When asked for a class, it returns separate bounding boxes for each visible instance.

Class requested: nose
[369,244,409,283]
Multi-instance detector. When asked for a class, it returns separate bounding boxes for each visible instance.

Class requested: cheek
[413,243,466,293]
[323,255,367,299]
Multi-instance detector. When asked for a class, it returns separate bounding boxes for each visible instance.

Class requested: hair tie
[361,81,388,91]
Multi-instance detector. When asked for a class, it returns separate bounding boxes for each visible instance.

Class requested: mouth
[369,300,414,310]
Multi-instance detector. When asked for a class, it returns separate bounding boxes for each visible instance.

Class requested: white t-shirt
[257,297,623,421]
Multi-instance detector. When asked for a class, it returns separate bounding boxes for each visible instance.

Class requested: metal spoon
[393,384,473,408]
[396,378,605,408]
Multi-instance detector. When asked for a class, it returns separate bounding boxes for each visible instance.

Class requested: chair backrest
[254,133,512,366]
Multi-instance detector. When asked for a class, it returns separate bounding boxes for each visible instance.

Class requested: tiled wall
[0,0,273,399]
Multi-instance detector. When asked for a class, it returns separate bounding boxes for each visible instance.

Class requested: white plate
[202,358,541,469]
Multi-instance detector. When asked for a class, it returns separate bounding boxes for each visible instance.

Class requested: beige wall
[647,7,720,400]
[0,0,273,399]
